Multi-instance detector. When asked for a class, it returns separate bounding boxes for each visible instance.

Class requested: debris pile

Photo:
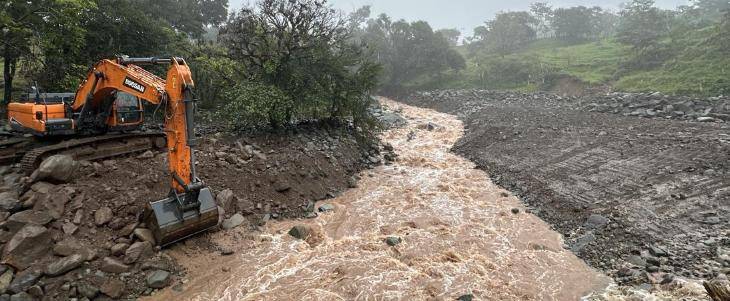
[0,123,387,299]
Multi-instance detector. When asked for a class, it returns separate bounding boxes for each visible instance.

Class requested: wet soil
[147,98,609,301]
[399,91,730,289]
[0,124,376,300]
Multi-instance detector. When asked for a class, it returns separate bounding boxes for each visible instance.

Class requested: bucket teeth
[146,187,219,247]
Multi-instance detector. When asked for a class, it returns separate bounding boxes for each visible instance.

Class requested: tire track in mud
[146,98,608,300]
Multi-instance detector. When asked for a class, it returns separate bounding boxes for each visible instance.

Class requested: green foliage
[484,12,537,55]
[218,82,293,129]
[616,0,673,51]
[358,14,465,94]
[188,45,240,110]
[1,0,95,103]
[219,0,380,128]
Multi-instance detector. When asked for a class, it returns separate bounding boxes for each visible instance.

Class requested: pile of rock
[405,89,730,123]
[582,92,730,122]
[0,155,176,300]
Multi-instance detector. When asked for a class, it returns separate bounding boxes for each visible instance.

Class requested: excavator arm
[77,56,218,245]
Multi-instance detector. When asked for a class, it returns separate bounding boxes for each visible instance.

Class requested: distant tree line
[463,0,730,94]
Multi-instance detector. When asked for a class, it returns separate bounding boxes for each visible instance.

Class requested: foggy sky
[229,0,689,35]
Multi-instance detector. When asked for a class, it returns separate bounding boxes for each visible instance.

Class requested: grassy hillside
[454,31,728,96]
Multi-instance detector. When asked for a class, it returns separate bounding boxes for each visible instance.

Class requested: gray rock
[76,282,98,298]
[704,216,721,225]
[45,253,85,276]
[318,204,335,213]
[30,155,79,183]
[146,270,171,289]
[649,245,668,257]
[4,210,53,233]
[100,257,130,273]
[215,189,234,210]
[288,225,311,240]
[385,236,402,246]
[626,255,646,266]
[133,228,156,244]
[2,225,51,270]
[94,207,113,226]
[7,268,41,294]
[457,294,473,301]
[9,292,32,301]
[124,241,153,264]
[137,150,155,159]
[221,214,244,230]
[62,222,78,235]
[0,270,13,294]
[0,192,21,213]
[584,214,610,229]
[697,116,716,122]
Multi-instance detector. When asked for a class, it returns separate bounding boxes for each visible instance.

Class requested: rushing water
[149,98,611,300]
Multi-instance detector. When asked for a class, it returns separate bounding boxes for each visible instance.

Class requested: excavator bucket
[145,187,219,246]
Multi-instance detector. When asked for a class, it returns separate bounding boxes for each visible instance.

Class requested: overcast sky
[229,0,688,35]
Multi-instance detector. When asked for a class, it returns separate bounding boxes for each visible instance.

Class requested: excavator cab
[110,91,143,128]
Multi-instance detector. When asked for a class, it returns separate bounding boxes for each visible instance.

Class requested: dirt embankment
[400,90,730,290]
[0,122,391,300]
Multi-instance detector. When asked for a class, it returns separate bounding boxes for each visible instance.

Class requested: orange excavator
[6,56,219,246]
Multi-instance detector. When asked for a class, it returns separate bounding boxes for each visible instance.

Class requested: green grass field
[455,33,728,96]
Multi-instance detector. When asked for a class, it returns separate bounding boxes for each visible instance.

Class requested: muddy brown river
[150,99,611,300]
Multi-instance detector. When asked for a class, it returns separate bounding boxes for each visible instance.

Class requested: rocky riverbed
[401,89,730,299]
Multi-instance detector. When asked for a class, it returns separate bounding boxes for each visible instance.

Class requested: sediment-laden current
[149,98,609,300]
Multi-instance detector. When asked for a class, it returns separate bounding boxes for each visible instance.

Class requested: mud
[0,123,376,300]
[148,98,609,301]
[400,90,730,294]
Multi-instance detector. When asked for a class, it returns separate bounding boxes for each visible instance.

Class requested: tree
[485,12,537,56]
[219,0,379,127]
[436,28,461,46]
[552,6,609,41]
[1,0,93,104]
[616,0,672,50]
[530,2,553,38]
[360,15,465,93]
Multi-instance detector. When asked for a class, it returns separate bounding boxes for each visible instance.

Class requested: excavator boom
[6,56,219,246]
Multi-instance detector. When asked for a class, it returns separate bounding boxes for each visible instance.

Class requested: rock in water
[318,204,335,213]
[288,225,311,240]
[94,207,113,226]
[45,254,85,276]
[457,294,474,301]
[2,225,51,270]
[146,270,171,289]
[30,155,79,183]
[385,236,402,246]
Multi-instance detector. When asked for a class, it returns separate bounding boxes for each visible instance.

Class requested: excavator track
[19,132,167,174]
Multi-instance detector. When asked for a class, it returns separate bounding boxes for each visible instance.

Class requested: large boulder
[4,210,53,234]
[2,225,52,270]
[30,155,79,184]
[123,241,153,264]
